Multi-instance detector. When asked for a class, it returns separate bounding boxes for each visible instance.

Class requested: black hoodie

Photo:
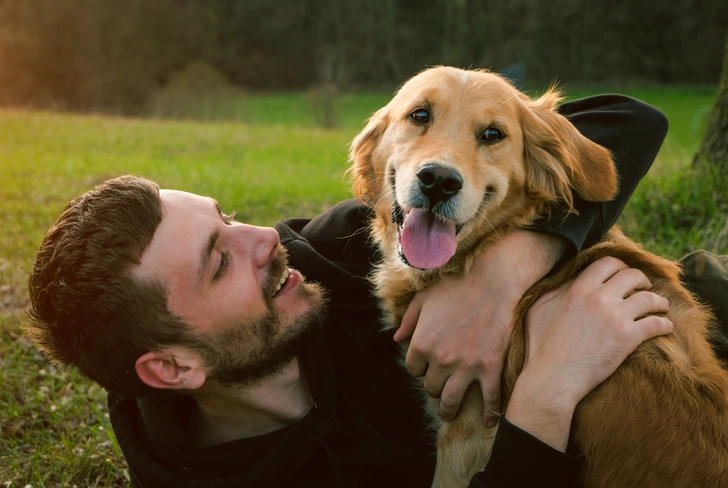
[108,95,668,487]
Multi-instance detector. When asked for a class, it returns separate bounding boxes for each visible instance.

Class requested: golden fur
[349,66,728,487]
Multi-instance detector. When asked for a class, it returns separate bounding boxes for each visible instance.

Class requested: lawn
[0,86,725,486]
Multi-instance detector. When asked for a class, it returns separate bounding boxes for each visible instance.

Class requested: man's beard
[190,246,328,389]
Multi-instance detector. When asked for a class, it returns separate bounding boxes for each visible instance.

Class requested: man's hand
[506,256,673,452]
[394,230,567,425]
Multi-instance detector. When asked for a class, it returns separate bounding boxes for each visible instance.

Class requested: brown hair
[27,175,191,397]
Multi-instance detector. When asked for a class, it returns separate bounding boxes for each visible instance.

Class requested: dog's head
[349,66,617,270]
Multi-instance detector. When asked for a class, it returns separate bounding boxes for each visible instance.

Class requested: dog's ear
[348,107,390,203]
[521,89,617,212]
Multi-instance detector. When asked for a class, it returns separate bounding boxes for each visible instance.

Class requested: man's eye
[214,251,230,280]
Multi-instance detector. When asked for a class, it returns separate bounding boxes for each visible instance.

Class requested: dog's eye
[410,108,430,124]
[480,127,504,143]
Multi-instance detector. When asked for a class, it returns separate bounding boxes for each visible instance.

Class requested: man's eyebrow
[198,198,223,283]
[213,199,223,218]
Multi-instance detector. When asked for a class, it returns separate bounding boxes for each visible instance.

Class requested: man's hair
[27,175,191,397]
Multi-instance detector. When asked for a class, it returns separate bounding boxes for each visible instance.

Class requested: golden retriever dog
[349,66,728,487]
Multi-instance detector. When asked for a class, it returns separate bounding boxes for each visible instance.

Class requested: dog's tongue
[400,209,457,269]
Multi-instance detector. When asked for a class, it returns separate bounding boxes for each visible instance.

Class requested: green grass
[243,92,393,129]
[566,86,718,157]
[615,87,727,257]
[0,86,725,486]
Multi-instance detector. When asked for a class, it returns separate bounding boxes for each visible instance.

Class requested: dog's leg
[431,384,498,488]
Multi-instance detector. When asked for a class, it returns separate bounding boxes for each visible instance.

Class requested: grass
[1,85,725,486]
[567,85,727,258]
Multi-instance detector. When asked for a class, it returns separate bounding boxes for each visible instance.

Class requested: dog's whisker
[362,176,395,209]
[470,205,510,243]
[492,91,522,113]
[492,89,509,107]
[372,185,395,209]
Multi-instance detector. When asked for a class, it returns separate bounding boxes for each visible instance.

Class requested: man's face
[133,190,326,388]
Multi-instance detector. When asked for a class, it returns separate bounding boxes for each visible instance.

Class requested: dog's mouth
[392,200,464,270]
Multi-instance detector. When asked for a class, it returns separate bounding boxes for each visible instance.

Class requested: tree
[694,35,728,174]
[692,35,728,253]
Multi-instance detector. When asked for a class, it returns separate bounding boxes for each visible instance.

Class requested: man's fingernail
[486,420,497,428]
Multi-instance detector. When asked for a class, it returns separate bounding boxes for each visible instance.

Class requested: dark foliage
[0,0,726,113]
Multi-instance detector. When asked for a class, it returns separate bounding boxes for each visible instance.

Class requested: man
[29,95,674,486]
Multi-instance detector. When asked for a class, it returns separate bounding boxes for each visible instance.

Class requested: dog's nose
[416,164,463,203]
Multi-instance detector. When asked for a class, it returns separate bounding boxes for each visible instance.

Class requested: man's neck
[190,359,313,447]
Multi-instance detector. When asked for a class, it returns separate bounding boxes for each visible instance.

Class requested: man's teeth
[273,268,290,297]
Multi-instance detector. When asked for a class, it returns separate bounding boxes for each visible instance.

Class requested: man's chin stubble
[205,281,329,390]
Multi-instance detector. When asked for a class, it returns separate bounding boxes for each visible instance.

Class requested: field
[1,86,726,486]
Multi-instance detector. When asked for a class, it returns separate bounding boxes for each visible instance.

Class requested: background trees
[0,0,726,114]
[694,36,728,174]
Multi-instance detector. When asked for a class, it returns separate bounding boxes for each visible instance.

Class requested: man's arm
[534,94,669,260]
[397,95,669,425]
[470,257,673,487]
[397,229,567,425]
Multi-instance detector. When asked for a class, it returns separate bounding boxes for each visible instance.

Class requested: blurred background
[1,2,727,486]
[0,0,726,116]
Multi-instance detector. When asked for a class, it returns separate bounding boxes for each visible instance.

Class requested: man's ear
[135,347,207,391]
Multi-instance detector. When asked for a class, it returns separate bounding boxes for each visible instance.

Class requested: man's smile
[272,267,291,298]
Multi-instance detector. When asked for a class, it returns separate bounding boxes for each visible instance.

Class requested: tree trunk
[693,35,728,173]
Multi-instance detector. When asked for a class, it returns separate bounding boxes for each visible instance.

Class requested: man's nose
[233,224,280,267]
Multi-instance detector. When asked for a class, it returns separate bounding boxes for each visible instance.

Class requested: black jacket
[108,95,668,487]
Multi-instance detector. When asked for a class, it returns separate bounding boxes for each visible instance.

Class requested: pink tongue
[400,209,457,269]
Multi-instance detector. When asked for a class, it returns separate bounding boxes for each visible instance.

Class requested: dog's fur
[349,66,728,487]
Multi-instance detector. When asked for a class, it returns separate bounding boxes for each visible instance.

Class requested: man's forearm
[504,370,576,452]
[472,229,568,295]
